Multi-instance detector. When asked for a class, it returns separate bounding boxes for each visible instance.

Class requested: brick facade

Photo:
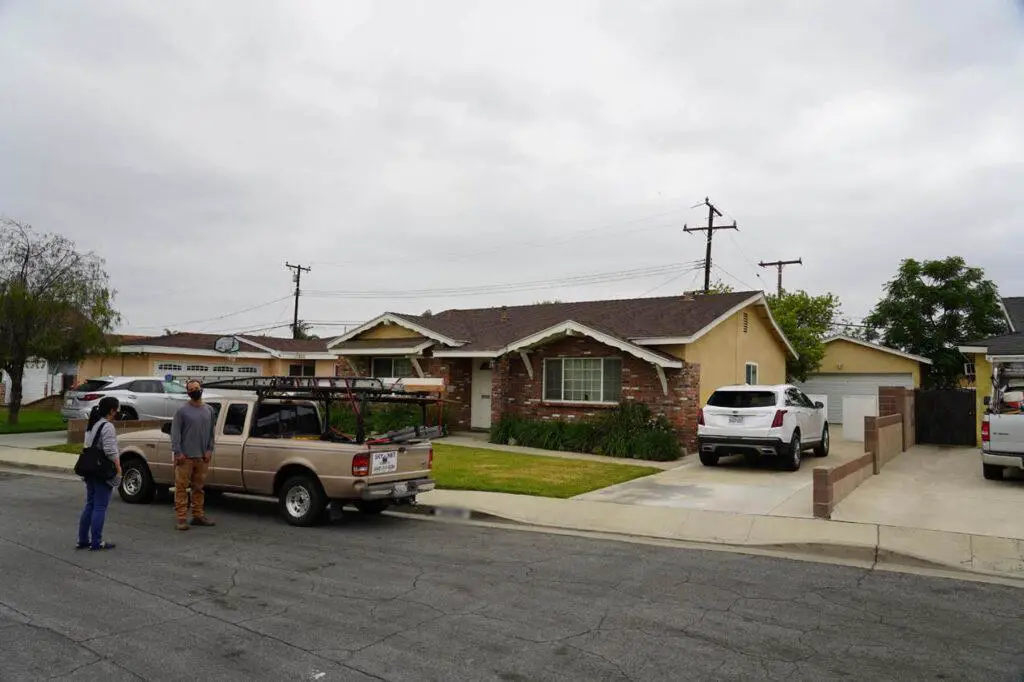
[420,357,473,430]
[490,336,700,452]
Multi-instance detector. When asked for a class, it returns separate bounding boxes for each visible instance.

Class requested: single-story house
[959,296,1024,445]
[796,335,933,426]
[77,333,338,383]
[0,359,71,406]
[328,291,797,451]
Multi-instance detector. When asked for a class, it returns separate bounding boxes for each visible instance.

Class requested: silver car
[62,376,215,421]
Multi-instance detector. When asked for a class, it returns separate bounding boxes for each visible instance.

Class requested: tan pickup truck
[115,392,436,526]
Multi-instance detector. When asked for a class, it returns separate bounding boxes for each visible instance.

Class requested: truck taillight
[771,410,787,428]
[981,420,990,443]
[697,409,705,426]
[428,447,433,469]
[352,453,369,477]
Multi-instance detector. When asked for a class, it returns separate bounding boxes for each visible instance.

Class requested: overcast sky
[2,1,1022,339]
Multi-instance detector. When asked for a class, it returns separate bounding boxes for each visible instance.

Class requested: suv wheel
[279,475,327,527]
[118,407,138,421]
[782,432,802,471]
[119,459,156,504]
[982,464,1004,481]
[813,424,830,457]
[699,452,720,467]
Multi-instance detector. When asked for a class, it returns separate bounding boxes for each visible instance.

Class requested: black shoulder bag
[74,423,117,481]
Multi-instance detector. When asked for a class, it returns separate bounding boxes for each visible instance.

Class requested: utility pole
[683,197,738,293]
[758,258,802,296]
[285,262,311,339]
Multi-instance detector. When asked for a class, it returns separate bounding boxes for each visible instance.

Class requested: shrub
[489,403,681,461]
[330,401,447,436]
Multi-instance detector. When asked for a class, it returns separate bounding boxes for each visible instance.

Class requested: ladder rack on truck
[202,376,450,444]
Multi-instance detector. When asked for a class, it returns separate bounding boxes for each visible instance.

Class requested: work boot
[190,517,216,527]
[176,520,190,531]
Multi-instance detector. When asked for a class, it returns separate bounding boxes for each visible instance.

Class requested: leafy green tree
[706,279,734,294]
[0,218,119,424]
[862,257,1005,388]
[293,321,319,340]
[767,290,842,381]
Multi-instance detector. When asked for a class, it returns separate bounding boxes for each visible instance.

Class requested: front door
[471,362,493,430]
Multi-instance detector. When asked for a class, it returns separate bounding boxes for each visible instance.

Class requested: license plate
[729,416,744,424]
[371,451,398,475]
[393,482,409,496]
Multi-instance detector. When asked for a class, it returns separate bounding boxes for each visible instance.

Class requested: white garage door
[796,373,913,424]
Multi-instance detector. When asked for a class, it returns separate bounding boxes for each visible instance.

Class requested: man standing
[170,379,216,531]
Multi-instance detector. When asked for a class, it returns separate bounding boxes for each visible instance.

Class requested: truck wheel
[119,459,156,504]
[279,475,327,527]
[355,500,390,515]
[699,452,719,467]
[982,464,1004,481]
[782,432,802,472]
[813,424,830,457]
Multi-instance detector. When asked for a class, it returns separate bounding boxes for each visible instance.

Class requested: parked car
[62,376,220,422]
[697,384,830,471]
[115,391,436,526]
[980,365,1024,481]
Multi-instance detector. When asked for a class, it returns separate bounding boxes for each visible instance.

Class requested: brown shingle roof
[390,291,762,351]
[120,332,329,354]
[1002,297,1024,331]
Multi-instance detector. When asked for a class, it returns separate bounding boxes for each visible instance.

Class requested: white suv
[697,384,829,471]
[62,376,221,422]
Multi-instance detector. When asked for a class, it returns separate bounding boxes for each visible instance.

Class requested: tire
[782,432,802,472]
[813,424,830,457]
[699,452,720,467]
[355,500,391,515]
[119,459,156,504]
[118,407,138,421]
[982,464,1004,481]
[278,475,328,527]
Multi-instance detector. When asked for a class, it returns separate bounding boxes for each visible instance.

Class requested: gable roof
[960,332,1024,358]
[330,291,797,360]
[118,332,332,357]
[823,335,933,365]
[1001,297,1024,333]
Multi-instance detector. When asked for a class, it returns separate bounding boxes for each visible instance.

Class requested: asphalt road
[0,472,1022,682]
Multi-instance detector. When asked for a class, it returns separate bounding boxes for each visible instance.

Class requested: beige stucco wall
[819,339,922,386]
[357,324,422,340]
[970,352,992,447]
[78,353,277,381]
[682,304,788,405]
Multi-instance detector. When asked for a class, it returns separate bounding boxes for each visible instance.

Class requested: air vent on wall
[743,312,749,333]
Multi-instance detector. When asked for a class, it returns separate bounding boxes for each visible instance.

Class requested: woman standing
[77,396,122,551]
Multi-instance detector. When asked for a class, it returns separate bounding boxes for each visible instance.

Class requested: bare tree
[0,218,120,424]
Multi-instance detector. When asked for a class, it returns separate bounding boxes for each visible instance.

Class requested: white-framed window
[212,365,235,373]
[186,364,210,373]
[371,357,414,378]
[543,357,622,403]
[236,366,259,374]
[745,362,759,385]
[156,362,183,372]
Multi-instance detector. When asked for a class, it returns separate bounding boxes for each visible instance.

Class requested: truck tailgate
[366,442,432,480]
[986,415,1024,454]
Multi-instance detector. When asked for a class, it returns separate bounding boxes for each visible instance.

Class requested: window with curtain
[543,357,622,403]
[371,357,415,378]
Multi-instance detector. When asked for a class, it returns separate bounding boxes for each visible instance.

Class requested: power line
[638,263,706,297]
[683,197,738,293]
[713,263,758,291]
[758,258,803,296]
[132,295,293,331]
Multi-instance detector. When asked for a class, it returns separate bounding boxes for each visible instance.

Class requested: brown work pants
[174,458,209,521]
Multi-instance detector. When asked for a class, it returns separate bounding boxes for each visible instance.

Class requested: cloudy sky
[2,1,1022,339]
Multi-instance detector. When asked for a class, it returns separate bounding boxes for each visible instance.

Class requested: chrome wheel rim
[286,486,311,518]
[123,469,143,495]
[822,428,829,451]
[792,436,801,464]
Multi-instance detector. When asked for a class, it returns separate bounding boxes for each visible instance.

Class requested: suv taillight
[352,453,369,477]
[771,409,787,428]
[82,393,103,401]
[697,408,705,426]
[981,420,990,443]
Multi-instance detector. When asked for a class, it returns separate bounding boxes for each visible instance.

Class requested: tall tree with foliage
[862,257,1005,388]
[0,219,120,424]
[767,290,842,381]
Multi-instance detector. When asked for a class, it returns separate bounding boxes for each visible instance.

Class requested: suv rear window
[707,390,777,409]
[75,379,112,393]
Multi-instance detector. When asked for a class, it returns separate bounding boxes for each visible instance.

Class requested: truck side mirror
[161,423,172,435]
[983,396,991,406]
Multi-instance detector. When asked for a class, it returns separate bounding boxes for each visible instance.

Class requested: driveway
[576,426,864,517]
[0,431,66,449]
[832,443,1024,539]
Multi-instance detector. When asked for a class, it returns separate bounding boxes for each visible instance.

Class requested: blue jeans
[78,479,113,549]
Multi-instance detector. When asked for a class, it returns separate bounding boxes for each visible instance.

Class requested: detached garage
[796,335,931,426]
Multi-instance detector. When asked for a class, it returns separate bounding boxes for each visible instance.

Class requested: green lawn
[431,443,660,498]
[0,409,65,435]
[40,443,79,454]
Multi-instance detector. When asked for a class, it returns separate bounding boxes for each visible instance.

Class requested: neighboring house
[328,291,797,451]
[959,296,1024,445]
[76,333,338,383]
[0,359,64,406]
[796,335,932,426]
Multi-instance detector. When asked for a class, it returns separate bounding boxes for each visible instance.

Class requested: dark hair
[87,396,120,430]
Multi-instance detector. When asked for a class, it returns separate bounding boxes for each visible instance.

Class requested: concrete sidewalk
[0,430,67,449]
[0,446,76,472]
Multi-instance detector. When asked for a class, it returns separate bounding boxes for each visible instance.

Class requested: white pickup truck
[980,364,1024,481]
